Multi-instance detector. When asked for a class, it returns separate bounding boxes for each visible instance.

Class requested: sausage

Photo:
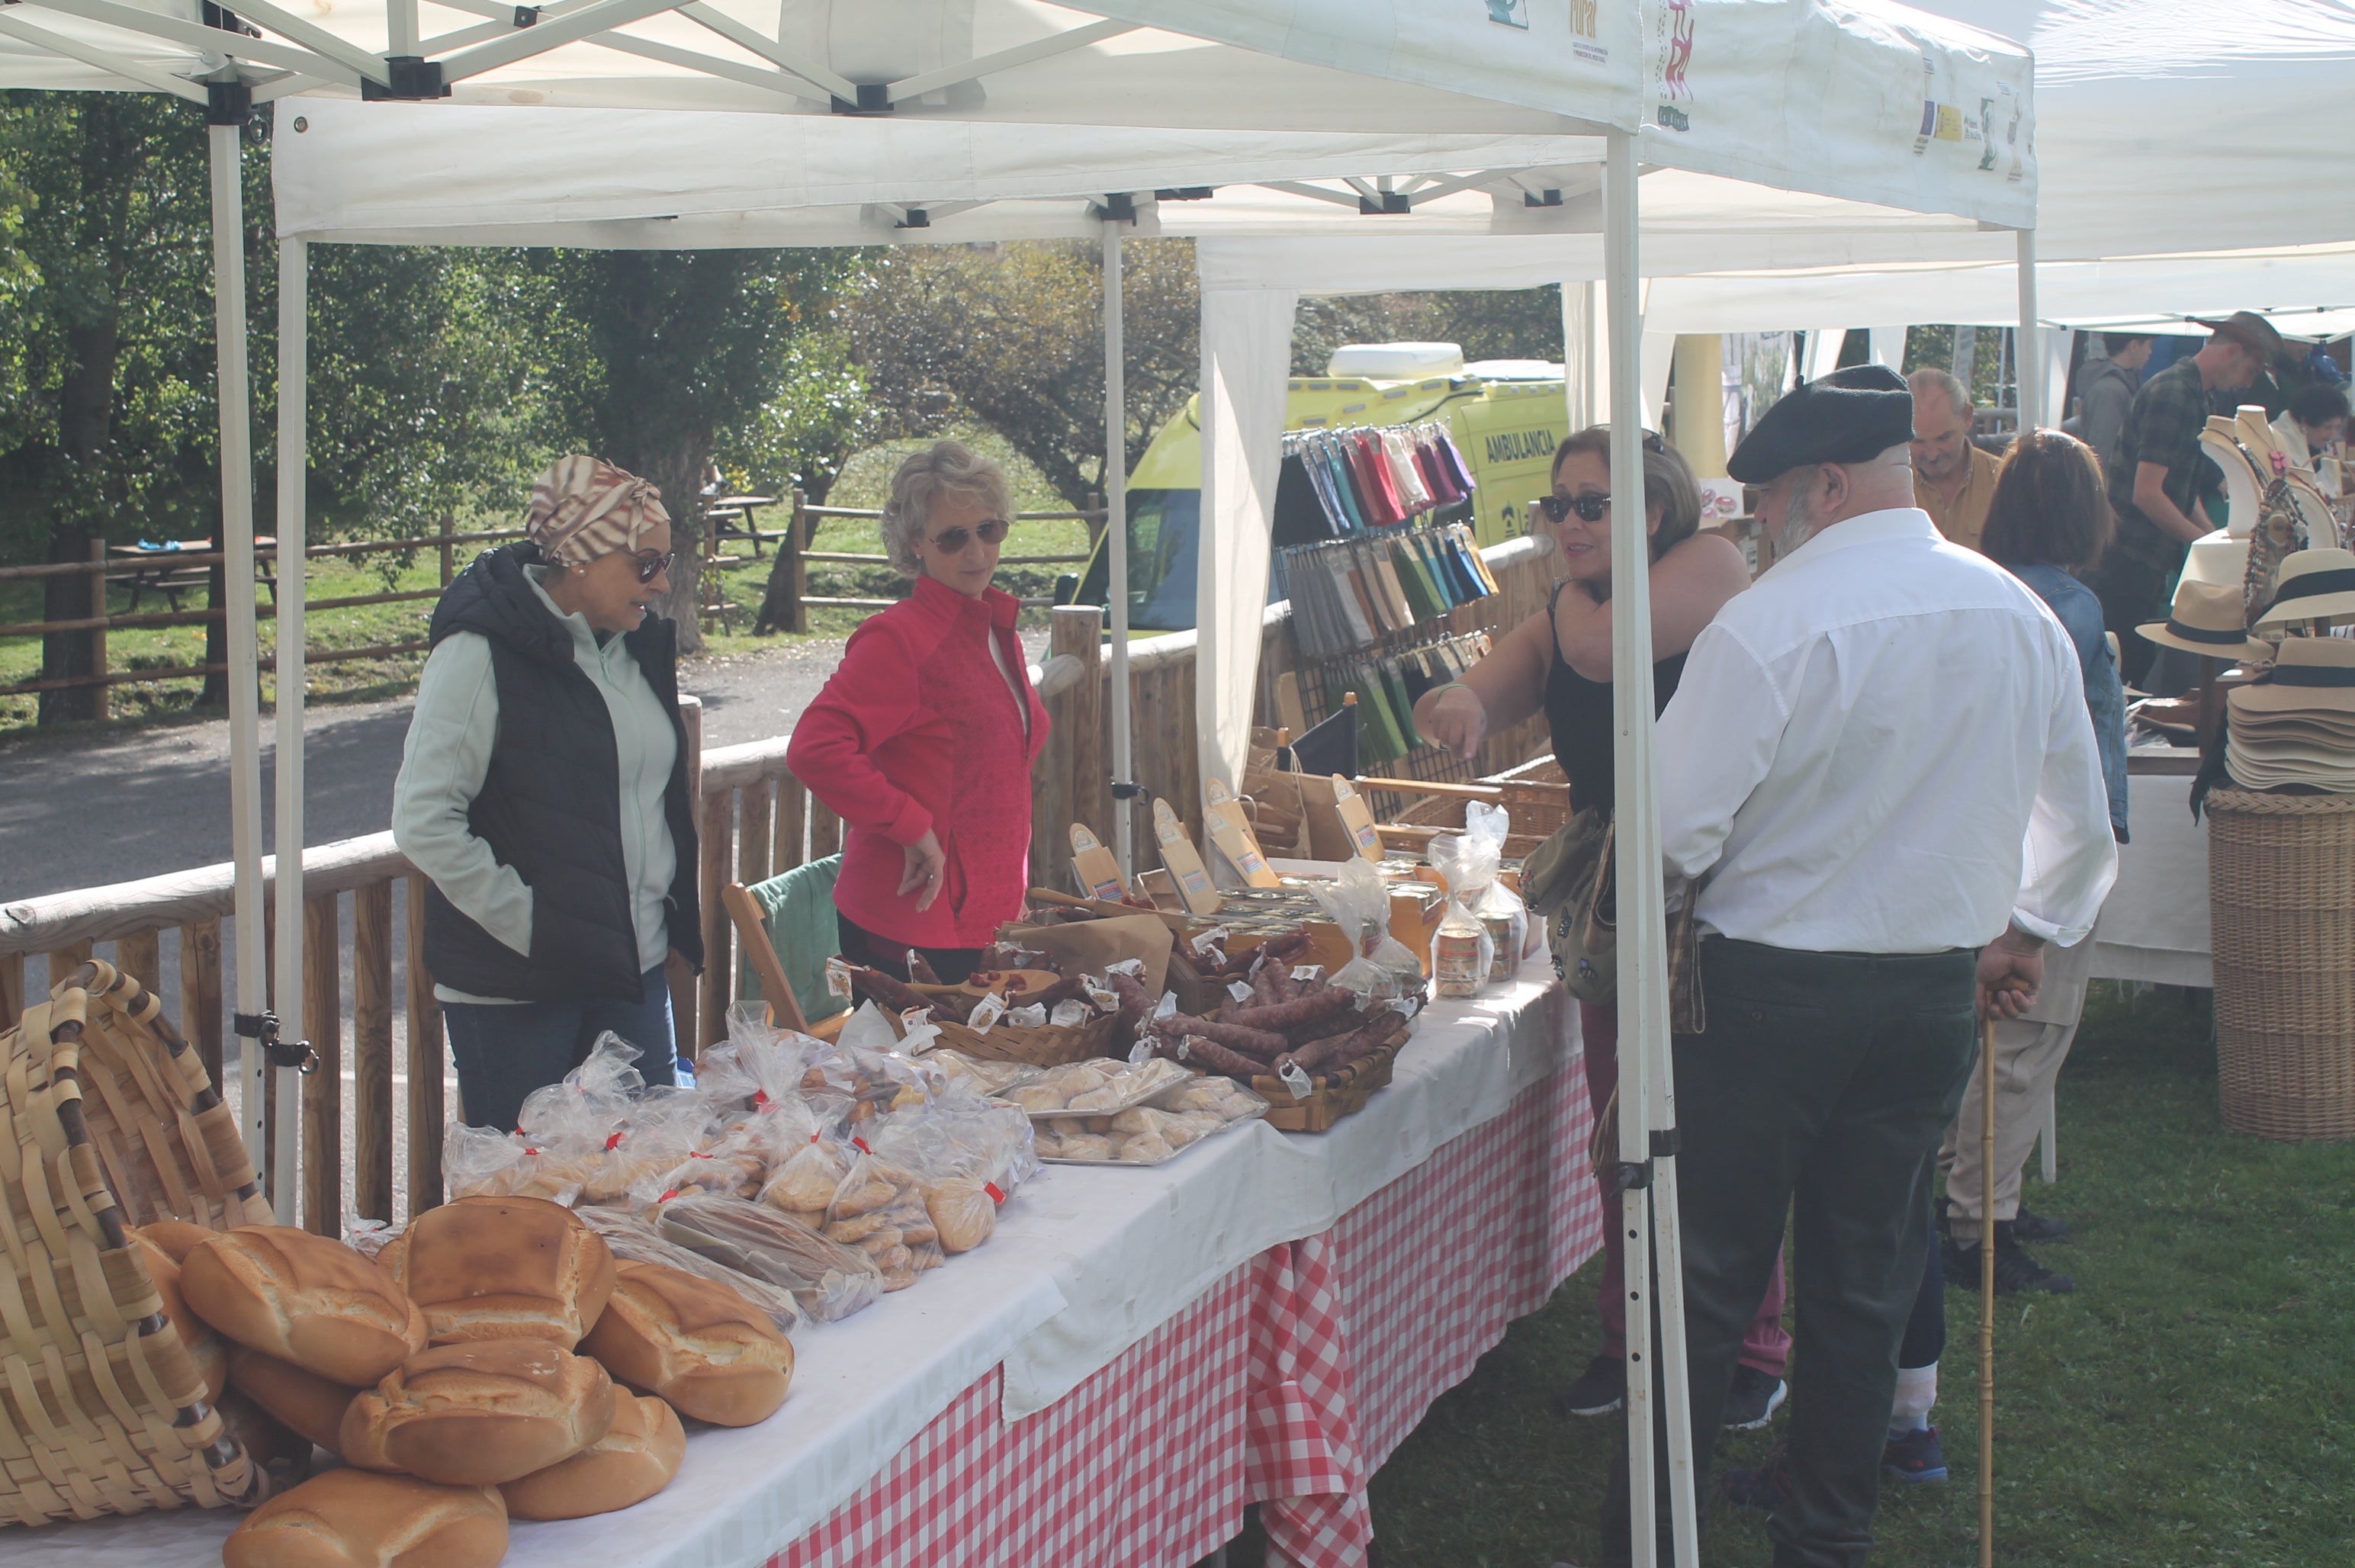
[1155,1035,1264,1079]
[1150,1011,1287,1060]
[1105,969,1155,1031]
[1275,1017,1389,1078]
[849,966,959,1022]
[1226,985,1355,1033]
[1026,975,1088,1009]
[904,949,942,985]
[1248,967,1287,1009]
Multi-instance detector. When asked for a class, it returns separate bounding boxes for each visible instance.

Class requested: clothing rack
[1277,421,1476,538]
[1276,520,1499,660]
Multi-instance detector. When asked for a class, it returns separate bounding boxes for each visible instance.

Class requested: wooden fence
[0,519,525,705]
[755,493,1101,633]
[0,535,1557,1232]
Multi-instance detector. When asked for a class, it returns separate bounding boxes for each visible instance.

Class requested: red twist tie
[753,1090,771,1110]
[851,1136,873,1155]
[605,1132,624,1150]
[985,1182,1006,1205]
[660,1189,679,1203]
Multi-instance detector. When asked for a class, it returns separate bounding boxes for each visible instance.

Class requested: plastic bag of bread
[820,1149,942,1290]
[517,1032,649,1150]
[924,1048,1043,1097]
[580,1259,792,1427]
[443,1122,585,1204]
[1312,857,1425,1003]
[223,1469,508,1568]
[578,1086,714,1205]
[653,1192,884,1323]
[1035,1076,1266,1165]
[864,1094,1039,1257]
[574,1206,802,1331]
[1149,1072,1271,1126]
[1007,1055,1191,1118]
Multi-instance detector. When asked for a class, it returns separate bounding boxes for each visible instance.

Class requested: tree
[534,247,861,651]
[1292,285,1566,376]
[843,238,1200,511]
[0,92,218,721]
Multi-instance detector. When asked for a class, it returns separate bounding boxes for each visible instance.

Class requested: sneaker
[2011,1205,2071,1243]
[1722,1364,1788,1430]
[1722,1445,1793,1512]
[1882,1425,1949,1483]
[1949,1235,2075,1294]
[1550,1354,1626,1417]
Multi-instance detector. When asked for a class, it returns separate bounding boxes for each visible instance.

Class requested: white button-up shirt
[1656,507,2117,953]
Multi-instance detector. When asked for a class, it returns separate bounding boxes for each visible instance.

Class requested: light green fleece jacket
[391,566,676,1005]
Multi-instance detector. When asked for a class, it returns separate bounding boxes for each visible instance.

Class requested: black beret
[1725,364,1916,484]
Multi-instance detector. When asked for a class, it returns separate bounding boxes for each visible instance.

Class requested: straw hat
[2227,637,2355,717]
[2254,548,2355,632]
[2137,579,2273,664]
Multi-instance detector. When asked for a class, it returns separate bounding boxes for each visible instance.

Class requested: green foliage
[843,238,1199,510]
[1293,284,1566,375]
[711,329,877,506]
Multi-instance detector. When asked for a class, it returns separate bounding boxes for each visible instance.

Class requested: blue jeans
[443,965,677,1132]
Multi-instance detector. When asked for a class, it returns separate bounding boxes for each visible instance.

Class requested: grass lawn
[0,428,1086,737]
[1343,982,2355,1568]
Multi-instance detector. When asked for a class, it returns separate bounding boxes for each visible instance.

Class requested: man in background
[2087,310,2281,687]
[1909,367,2003,553]
[2065,332,2154,477]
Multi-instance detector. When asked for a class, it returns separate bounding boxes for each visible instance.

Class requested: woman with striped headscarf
[394,455,702,1131]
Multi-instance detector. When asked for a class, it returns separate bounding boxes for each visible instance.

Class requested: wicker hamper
[0,961,273,1526]
[2206,789,2355,1141]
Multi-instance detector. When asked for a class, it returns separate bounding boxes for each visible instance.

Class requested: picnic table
[108,538,275,612]
[704,494,779,558]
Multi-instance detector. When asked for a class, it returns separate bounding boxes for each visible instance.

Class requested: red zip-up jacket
[786,576,1049,949]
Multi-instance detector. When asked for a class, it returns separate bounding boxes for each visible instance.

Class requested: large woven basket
[2206,789,2355,1141]
[1,961,273,1526]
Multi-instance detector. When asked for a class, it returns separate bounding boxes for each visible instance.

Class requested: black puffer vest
[422,541,702,1004]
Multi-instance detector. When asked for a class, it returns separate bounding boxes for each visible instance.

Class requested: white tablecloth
[23,962,1577,1568]
[2092,773,2210,988]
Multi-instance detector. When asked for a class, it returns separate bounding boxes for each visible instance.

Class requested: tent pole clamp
[233,1009,320,1075]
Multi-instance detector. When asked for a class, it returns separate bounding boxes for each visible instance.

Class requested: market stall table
[26,958,1596,1568]
[2093,759,2211,988]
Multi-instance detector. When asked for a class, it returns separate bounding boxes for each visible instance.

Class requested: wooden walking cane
[1978,1013,1998,1568]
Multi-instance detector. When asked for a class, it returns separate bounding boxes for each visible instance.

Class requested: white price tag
[1005,1003,1048,1028]
[1081,977,1120,1014]
[1388,994,1422,1020]
[1290,965,1324,984]
[1128,1033,1156,1065]
[1227,981,1255,1004]
[1190,925,1231,958]
[824,956,854,1000]
[967,993,1008,1035]
[898,1008,943,1055]
[1049,999,1091,1027]
[1278,1061,1312,1100]
[1153,990,1179,1023]
[1106,957,1146,978]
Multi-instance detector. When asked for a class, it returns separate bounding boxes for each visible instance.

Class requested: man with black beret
[1598,365,2117,1566]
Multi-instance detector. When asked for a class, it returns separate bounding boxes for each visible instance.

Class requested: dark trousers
[837,911,983,986]
[443,964,678,1132]
[2085,549,2173,690]
[1603,937,1977,1568]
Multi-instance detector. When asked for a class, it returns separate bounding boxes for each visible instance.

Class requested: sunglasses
[628,548,675,583]
[1537,493,1611,525]
[926,518,1010,554]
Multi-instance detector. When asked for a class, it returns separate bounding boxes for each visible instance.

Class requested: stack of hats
[2253,548,2355,638]
[2137,579,2274,670]
[2227,636,2355,792]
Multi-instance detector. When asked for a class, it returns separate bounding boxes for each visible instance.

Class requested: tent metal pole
[209,120,271,1185]
[2015,228,2042,431]
[1102,216,1134,877]
[1605,127,1700,1568]
[272,236,309,1226]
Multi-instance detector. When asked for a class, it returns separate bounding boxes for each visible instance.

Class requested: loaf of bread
[132,1229,227,1403]
[500,1388,685,1521]
[582,1258,792,1427]
[221,1468,507,1568]
[138,1217,220,1265]
[229,1345,361,1455]
[341,1338,615,1486]
[382,1195,618,1349]
[179,1225,429,1387]
[215,1390,316,1483]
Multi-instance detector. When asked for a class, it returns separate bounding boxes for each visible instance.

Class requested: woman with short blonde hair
[788,440,1048,982]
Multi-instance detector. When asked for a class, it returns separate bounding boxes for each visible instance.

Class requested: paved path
[0,632,1049,904]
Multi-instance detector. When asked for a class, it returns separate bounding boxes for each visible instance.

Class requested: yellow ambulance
[1057,343,1568,632]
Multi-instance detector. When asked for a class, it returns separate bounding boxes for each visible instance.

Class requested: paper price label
[1227,980,1255,1003]
[1081,977,1120,1014]
[1291,964,1325,983]
[967,993,1007,1034]
[1279,1062,1313,1100]
[1329,776,1385,863]
[1190,925,1231,957]
[824,956,854,999]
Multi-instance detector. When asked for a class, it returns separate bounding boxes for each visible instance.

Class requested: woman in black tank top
[1407,424,1757,1415]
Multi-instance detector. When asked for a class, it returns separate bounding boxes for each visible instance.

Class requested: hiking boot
[1722,1364,1788,1430]
[2011,1205,2071,1243]
[1882,1425,1949,1483]
[1722,1445,1794,1512]
[1949,1234,2075,1294]
[1550,1354,1626,1417]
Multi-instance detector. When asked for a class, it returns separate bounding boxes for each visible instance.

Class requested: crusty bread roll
[500,1389,685,1521]
[222,1467,506,1568]
[179,1225,428,1387]
[382,1195,618,1349]
[138,1218,220,1265]
[229,1345,361,1455]
[581,1259,792,1427]
[341,1338,615,1486]
[131,1229,227,1404]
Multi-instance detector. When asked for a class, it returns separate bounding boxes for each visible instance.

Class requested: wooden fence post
[117,930,161,994]
[774,771,807,876]
[405,875,445,1210]
[303,892,342,1237]
[788,490,808,633]
[353,880,394,1225]
[439,514,456,586]
[184,918,222,1090]
[88,538,109,722]
[0,955,20,1032]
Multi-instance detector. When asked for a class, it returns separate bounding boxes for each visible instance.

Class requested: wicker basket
[1,961,273,1527]
[1387,757,1572,860]
[892,986,1125,1066]
[1248,1011,1417,1133]
[2206,789,2355,1141]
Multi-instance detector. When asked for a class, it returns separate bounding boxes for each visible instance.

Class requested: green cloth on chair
[737,855,847,1025]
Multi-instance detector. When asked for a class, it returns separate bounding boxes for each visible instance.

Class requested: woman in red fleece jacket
[786,441,1049,983]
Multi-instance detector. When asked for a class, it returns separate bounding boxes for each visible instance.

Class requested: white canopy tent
[7,5,2039,1554]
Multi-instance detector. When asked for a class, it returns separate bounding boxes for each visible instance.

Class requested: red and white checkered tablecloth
[768,1056,1600,1568]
